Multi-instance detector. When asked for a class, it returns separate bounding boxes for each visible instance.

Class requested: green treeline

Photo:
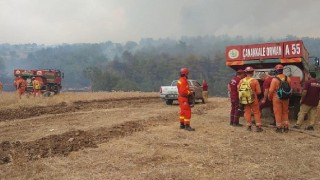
[1,35,320,96]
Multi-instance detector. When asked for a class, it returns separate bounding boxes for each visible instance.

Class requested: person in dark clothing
[293,72,320,130]
[228,69,245,126]
[202,80,209,103]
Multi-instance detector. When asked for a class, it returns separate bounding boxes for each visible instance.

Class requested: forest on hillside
[1,35,320,96]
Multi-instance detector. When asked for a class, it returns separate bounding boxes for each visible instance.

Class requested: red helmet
[180,68,189,75]
[237,69,245,73]
[275,64,284,70]
[244,66,254,72]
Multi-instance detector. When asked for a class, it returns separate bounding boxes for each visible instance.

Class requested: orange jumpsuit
[268,74,291,128]
[238,76,262,127]
[32,78,43,97]
[177,77,192,125]
[15,78,27,99]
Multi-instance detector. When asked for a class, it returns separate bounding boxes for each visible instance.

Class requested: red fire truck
[14,69,64,96]
[225,40,319,119]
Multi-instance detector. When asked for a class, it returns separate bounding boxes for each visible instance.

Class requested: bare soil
[1,92,320,179]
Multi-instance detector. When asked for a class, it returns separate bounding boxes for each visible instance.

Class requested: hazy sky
[0,0,319,45]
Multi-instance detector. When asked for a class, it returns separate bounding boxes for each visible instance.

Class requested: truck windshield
[171,80,192,86]
[171,80,178,86]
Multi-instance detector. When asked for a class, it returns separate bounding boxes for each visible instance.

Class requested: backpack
[34,80,41,90]
[275,76,292,100]
[238,78,255,104]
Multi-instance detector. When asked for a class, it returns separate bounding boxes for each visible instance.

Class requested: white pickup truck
[160,79,205,105]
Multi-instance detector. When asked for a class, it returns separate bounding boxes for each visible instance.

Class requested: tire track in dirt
[0,103,217,165]
[0,97,159,122]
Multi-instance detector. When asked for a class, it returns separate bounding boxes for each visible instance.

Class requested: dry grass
[1,95,320,179]
[0,91,158,109]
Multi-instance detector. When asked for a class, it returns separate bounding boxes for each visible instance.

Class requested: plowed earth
[1,93,320,179]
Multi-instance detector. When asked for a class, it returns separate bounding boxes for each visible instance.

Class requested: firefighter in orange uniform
[238,66,263,132]
[15,76,27,99]
[268,64,291,133]
[32,77,43,97]
[177,68,195,131]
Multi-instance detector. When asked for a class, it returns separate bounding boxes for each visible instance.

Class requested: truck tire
[166,99,173,105]
[43,91,51,97]
[188,95,195,107]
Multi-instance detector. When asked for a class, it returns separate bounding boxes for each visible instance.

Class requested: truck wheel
[43,91,50,97]
[188,96,195,107]
[166,100,173,105]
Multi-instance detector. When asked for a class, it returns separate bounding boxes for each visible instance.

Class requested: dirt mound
[0,114,175,165]
[0,130,97,164]
[0,97,159,122]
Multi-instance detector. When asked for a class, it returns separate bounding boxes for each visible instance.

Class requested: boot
[247,126,252,131]
[180,122,185,129]
[185,124,195,131]
[283,127,289,133]
[305,126,314,131]
[292,124,300,129]
[233,123,243,127]
[256,126,263,132]
[275,128,282,133]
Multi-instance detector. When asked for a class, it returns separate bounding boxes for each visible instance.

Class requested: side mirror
[315,57,320,66]
[62,72,64,79]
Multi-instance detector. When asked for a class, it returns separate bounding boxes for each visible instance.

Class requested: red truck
[225,40,318,119]
[14,69,64,95]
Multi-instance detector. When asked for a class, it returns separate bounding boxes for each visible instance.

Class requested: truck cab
[160,79,204,105]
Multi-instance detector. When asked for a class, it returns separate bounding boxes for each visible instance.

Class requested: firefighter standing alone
[177,68,195,131]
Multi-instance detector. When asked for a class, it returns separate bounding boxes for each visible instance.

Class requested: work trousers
[33,89,42,97]
[272,97,289,128]
[244,100,261,127]
[296,104,318,127]
[17,87,26,99]
[202,91,208,103]
[230,100,240,124]
[178,96,191,125]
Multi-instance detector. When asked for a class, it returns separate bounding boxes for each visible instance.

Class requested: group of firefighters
[177,65,320,133]
[228,64,320,133]
[13,76,43,99]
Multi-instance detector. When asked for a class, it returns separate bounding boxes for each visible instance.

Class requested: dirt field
[1,92,320,179]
